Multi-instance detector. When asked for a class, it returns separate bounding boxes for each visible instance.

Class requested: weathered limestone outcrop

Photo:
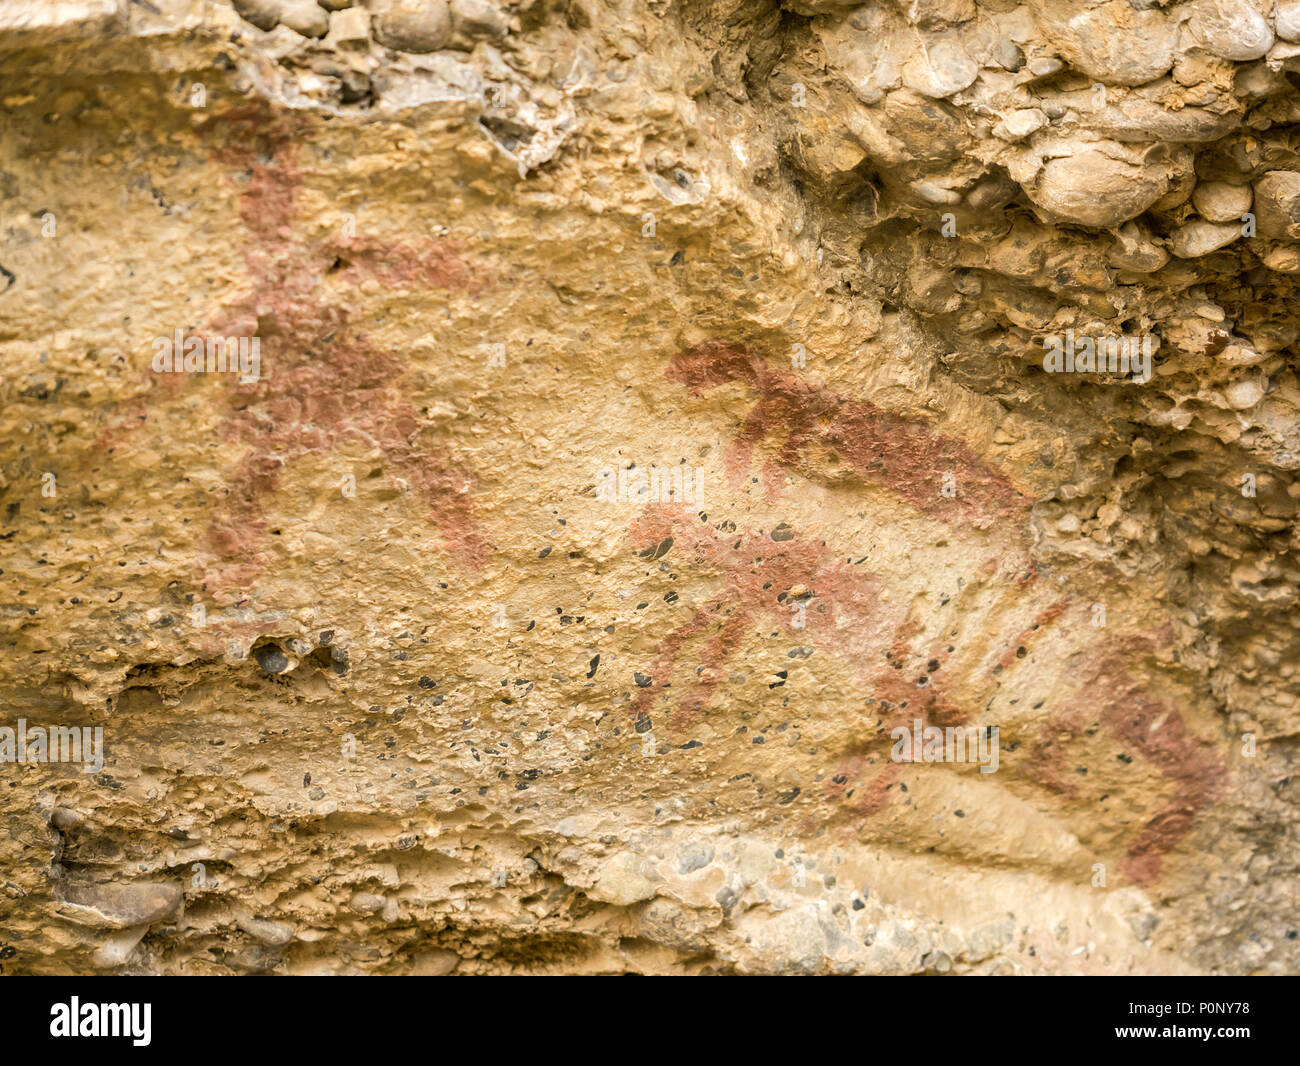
[0,0,1296,975]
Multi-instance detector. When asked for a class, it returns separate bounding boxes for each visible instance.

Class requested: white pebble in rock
[1262,244,1300,272]
[236,913,295,946]
[1279,1,1300,42]
[1224,379,1265,410]
[1218,344,1264,366]
[413,949,459,975]
[349,891,386,915]
[92,928,148,970]
[911,180,962,205]
[1187,0,1274,62]
[989,38,1024,71]
[993,108,1047,141]
[590,853,658,906]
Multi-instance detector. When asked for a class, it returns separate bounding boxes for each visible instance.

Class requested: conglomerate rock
[0,0,1296,975]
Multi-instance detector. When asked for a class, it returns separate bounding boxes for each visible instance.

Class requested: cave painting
[667,338,1030,528]
[100,103,489,599]
[626,505,888,732]
[637,338,1227,886]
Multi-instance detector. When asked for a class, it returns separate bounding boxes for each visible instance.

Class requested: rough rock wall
[0,0,1296,975]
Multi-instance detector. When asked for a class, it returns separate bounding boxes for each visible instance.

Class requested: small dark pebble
[254,644,289,674]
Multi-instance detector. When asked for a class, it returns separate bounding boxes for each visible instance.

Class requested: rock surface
[0,0,1297,976]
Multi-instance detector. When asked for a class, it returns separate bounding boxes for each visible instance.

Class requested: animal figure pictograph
[641,338,1227,887]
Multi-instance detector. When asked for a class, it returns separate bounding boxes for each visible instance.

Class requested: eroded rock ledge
[0,0,1296,975]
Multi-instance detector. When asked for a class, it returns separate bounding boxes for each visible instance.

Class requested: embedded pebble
[1048,2,1176,86]
[232,0,283,31]
[1253,171,1300,239]
[450,0,507,40]
[1108,221,1169,272]
[236,914,296,946]
[1169,218,1242,258]
[253,643,290,674]
[373,0,452,52]
[327,6,370,47]
[1224,379,1265,410]
[993,108,1047,141]
[676,841,715,874]
[1025,147,1170,228]
[1192,181,1252,223]
[903,36,979,98]
[62,882,183,929]
[281,0,329,36]
[1187,0,1274,62]
[1279,2,1300,42]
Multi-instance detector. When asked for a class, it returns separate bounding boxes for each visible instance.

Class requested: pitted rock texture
[0,0,1297,975]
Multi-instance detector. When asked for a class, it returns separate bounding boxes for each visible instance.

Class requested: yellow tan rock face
[0,0,1296,975]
